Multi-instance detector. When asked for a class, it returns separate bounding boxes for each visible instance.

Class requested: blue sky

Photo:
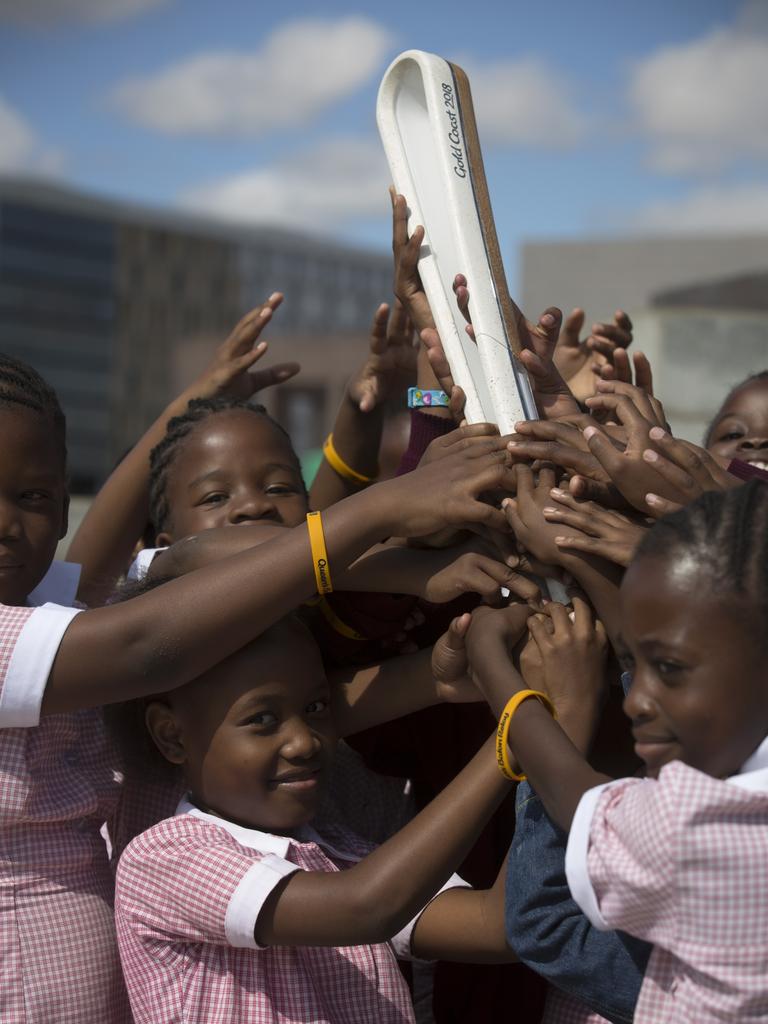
[1,0,766,290]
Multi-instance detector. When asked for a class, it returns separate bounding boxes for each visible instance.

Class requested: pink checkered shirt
[0,599,131,1023]
[115,801,451,1024]
[542,987,612,1024]
[566,739,768,1023]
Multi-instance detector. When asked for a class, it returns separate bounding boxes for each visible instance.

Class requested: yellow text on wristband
[306,511,333,595]
[496,690,556,782]
[323,434,377,487]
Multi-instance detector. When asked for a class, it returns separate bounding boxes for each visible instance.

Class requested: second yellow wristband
[323,434,377,487]
[496,690,556,782]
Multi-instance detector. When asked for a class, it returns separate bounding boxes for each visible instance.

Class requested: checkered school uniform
[0,588,131,1023]
[117,799,466,1024]
[542,987,612,1024]
[566,738,768,1023]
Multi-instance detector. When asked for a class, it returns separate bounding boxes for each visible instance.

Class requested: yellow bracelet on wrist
[306,511,333,595]
[496,690,556,781]
[323,434,377,486]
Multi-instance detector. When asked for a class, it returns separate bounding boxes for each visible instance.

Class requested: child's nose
[622,674,655,723]
[281,721,322,761]
[228,495,277,524]
[0,498,23,541]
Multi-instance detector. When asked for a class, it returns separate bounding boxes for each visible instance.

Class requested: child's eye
[266,483,300,496]
[21,490,52,502]
[655,659,685,679]
[305,698,329,716]
[199,492,228,506]
[719,431,743,442]
[244,711,278,729]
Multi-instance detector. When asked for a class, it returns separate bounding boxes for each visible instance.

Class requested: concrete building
[521,236,768,442]
[0,177,392,490]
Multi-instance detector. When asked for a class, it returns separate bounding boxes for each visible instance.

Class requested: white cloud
[180,137,389,232]
[629,182,768,233]
[464,57,586,149]
[0,0,168,24]
[0,95,63,173]
[629,19,768,174]
[111,17,394,137]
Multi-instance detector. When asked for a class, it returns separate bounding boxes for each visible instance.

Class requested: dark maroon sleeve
[727,459,768,483]
[396,410,454,476]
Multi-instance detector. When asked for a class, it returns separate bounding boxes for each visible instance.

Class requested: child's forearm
[562,554,623,648]
[255,735,510,947]
[410,854,516,963]
[330,646,457,736]
[46,486,395,714]
[67,392,191,605]
[474,644,609,832]
[308,390,383,511]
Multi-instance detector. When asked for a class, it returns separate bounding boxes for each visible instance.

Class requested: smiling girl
[466,481,768,1022]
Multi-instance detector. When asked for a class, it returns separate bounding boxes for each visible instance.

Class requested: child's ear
[155,531,172,548]
[145,701,187,765]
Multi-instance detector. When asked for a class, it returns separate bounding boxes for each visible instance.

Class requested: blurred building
[521,236,768,442]
[0,177,392,490]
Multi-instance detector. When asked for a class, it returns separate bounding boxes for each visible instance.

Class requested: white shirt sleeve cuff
[126,547,166,582]
[0,604,82,728]
[224,853,302,949]
[390,872,470,961]
[565,780,619,930]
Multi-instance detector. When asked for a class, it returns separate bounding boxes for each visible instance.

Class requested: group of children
[1,193,767,1024]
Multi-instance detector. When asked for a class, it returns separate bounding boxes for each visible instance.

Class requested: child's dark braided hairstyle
[149,395,303,535]
[703,370,768,448]
[0,352,67,461]
[635,480,768,643]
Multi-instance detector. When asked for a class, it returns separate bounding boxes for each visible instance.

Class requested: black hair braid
[704,370,768,447]
[636,480,768,639]
[0,352,67,459]
[148,395,301,534]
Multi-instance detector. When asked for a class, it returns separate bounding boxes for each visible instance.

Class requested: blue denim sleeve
[505,783,650,1024]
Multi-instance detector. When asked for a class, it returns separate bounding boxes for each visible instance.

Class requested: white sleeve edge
[224,853,301,949]
[390,872,470,961]
[565,780,624,931]
[0,604,81,728]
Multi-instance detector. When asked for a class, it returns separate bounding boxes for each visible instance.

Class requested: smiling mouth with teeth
[746,460,768,472]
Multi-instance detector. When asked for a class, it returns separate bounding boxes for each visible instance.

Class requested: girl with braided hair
[0,350,520,1023]
[467,480,768,1022]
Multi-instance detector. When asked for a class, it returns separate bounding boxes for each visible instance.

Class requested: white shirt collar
[27,560,81,608]
[730,736,768,792]
[174,798,363,863]
[175,797,295,857]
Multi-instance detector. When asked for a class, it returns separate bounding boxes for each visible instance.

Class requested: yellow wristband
[306,512,333,594]
[323,434,377,487]
[496,690,556,782]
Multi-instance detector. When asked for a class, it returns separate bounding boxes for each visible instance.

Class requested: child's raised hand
[188,294,300,401]
[431,613,482,704]
[453,274,580,421]
[526,597,607,746]
[543,488,650,567]
[503,463,580,568]
[642,429,740,517]
[464,602,534,687]
[347,300,417,413]
[554,308,634,404]
[507,417,614,486]
[383,431,518,537]
[391,190,434,334]
[598,347,654,396]
[421,542,541,606]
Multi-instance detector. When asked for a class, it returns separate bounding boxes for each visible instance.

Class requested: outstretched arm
[68,296,295,604]
[45,434,521,714]
[310,300,416,510]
